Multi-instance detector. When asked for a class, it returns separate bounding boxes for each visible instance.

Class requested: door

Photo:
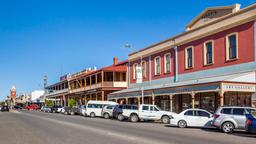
[140,105,151,119]
[184,110,199,126]
[197,110,212,127]
[232,108,246,129]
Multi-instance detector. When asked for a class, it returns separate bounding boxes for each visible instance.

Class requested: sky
[0,0,255,100]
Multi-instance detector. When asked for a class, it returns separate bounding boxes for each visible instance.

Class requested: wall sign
[222,84,255,92]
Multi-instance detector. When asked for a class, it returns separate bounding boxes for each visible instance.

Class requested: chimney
[113,57,118,65]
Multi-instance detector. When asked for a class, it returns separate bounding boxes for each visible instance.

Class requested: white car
[170,109,213,128]
[85,101,118,117]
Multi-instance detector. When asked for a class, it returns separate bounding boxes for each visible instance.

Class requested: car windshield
[155,106,162,111]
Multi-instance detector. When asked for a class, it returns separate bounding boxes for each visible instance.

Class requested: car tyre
[222,122,234,134]
[70,112,75,115]
[178,120,187,128]
[90,112,96,118]
[130,114,139,123]
[103,113,110,119]
[161,116,170,124]
[117,114,124,121]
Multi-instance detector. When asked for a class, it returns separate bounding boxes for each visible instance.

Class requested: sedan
[170,109,213,128]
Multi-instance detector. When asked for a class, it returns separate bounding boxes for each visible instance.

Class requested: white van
[85,100,118,117]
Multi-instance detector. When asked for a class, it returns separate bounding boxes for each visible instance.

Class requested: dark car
[1,106,9,112]
[62,106,79,115]
[113,104,138,120]
[50,106,62,113]
[14,105,23,109]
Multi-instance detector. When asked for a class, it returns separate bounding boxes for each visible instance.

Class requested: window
[142,106,149,111]
[185,47,193,69]
[141,61,146,78]
[221,108,232,114]
[233,108,245,115]
[184,110,194,116]
[164,53,171,73]
[197,111,210,117]
[133,63,138,79]
[226,33,238,60]
[154,56,161,75]
[204,41,214,65]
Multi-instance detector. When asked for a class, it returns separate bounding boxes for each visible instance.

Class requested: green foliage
[68,98,77,107]
[45,100,54,107]
[0,101,5,106]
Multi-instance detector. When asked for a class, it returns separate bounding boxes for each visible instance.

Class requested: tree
[68,98,77,107]
[0,101,5,106]
[45,100,54,107]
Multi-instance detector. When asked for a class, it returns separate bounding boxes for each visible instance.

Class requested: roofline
[128,3,255,57]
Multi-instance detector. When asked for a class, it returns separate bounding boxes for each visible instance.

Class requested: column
[169,95,173,112]
[191,92,195,109]
[125,97,128,104]
[101,91,105,101]
[152,93,155,105]
[219,91,224,107]
[138,97,141,105]
[96,93,98,101]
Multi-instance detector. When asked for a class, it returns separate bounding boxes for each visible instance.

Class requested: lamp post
[125,44,144,105]
[43,75,48,104]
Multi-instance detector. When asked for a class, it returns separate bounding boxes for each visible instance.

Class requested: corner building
[108,4,256,113]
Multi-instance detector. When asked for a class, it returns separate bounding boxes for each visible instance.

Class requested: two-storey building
[108,4,256,113]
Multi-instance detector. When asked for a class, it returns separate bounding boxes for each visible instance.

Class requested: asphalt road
[0,110,255,144]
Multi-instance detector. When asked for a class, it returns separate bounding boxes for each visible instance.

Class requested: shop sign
[222,84,255,92]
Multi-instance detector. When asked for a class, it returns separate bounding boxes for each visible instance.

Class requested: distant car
[41,106,51,113]
[50,106,62,113]
[212,106,256,133]
[170,109,213,128]
[85,101,118,117]
[101,105,116,119]
[13,105,23,109]
[25,104,40,110]
[79,105,86,116]
[246,111,256,133]
[1,106,9,112]
[112,104,139,121]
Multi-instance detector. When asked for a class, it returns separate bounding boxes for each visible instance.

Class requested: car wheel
[130,114,139,123]
[70,112,75,115]
[90,112,96,118]
[178,120,187,128]
[117,114,124,121]
[64,111,68,115]
[161,116,170,124]
[222,122,234,134]
[104,113,110,119]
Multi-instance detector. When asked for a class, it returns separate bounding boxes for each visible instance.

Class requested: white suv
[212,106,256,133]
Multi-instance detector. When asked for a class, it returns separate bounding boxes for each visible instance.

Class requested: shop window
[164,53,171,73]
[204,40,214,65]
[185,47,193,69]
[133,63,138,79]
[226,33,238,61]
[154,56,161,75]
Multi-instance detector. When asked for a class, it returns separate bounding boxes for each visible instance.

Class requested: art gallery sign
[222,83,255,92]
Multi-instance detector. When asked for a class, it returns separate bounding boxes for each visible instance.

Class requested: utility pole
[43,75,48,104]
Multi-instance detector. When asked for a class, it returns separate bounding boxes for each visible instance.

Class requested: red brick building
[108,4,256,113]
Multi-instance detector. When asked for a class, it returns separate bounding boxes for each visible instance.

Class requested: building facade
[108,4,256,113]
[44,57,128,106]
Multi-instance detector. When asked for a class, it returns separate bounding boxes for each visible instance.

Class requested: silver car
[101,105,116,119]
[212,106,256,133]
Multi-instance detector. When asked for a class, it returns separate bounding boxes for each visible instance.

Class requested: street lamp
[125,43,144,105]
[43,75,48,103]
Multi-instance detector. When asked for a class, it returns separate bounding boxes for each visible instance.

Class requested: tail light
[247,119,252,126]
[213,114,220,119]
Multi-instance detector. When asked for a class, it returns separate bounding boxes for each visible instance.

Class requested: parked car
[101,105,117,119]
[50,106,62,113]
[120,104,175,124]
[112,104,138,121]
[170,109,213,128]
[25,104,40,110]
[85,101,118,117]
[212,106,256,133]
[41,106,51,113]
[1,106,9,112]
[246,111,256,133]
[79,105,86,116]
[13,105,23,109]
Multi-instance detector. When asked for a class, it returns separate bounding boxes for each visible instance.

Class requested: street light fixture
[125,43,144,105]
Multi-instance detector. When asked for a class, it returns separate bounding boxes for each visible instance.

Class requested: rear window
[221,108,232,114]
[246,109,256,114]
[197,111,210,117]
[233,108,245,115]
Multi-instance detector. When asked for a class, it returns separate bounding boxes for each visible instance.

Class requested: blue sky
[0,0,255,100]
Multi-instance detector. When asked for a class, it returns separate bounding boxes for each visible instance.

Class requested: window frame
[141,60,147,78]
[164,53,171,73]
[154,56,161,75]
[185,46,194,69]
[203,40,214,66]
[226,32,239,61]
[133,63,138,80]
